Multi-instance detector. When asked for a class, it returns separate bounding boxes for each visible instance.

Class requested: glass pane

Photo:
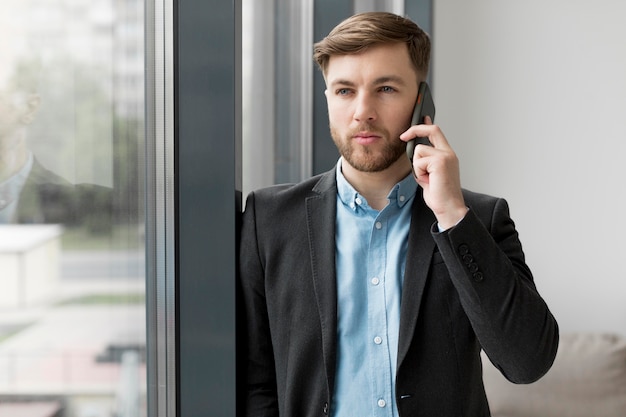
[0,1,146,416]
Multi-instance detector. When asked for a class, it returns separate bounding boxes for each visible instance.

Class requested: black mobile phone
[406,82,436,162]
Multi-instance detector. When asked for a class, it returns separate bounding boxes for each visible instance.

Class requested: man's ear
[21,94,41,125]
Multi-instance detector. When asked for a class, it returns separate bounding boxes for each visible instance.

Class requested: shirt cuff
[436,207,469,233]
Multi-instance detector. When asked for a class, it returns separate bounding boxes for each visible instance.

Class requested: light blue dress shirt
[332,159,417,417]
[0,152,34,223]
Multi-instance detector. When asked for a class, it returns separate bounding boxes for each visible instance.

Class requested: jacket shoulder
[245,170,334,207]
[460,188,513,231]
[461,188,501,207]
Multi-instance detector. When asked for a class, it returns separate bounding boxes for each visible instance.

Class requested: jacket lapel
[306,170,338,396]
[397,190,438,369]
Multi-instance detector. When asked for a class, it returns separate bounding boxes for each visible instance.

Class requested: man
[0,67,112,227]
[239,12,559,417]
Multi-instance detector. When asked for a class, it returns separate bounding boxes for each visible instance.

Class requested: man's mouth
[353,132,381,145]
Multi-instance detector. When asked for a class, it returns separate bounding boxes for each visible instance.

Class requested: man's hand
[400,117,468,230]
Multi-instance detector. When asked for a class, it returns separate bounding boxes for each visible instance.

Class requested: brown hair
[313,12,431,79]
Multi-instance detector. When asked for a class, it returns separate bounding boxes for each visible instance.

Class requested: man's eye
[336,88,351,95]
[380,86,395,93]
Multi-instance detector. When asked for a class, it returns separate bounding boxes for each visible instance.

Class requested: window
[0,1,146,416]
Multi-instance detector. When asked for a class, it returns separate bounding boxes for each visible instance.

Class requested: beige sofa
[482,332,626,417]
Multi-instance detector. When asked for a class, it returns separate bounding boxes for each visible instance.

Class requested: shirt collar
[0,152,34,210]
[335,158,417,211]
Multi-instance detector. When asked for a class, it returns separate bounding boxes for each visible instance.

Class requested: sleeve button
[462,254,474,264]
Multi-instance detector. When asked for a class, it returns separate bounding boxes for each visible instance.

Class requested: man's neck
[341,157,412,211]
[0,136,29,183]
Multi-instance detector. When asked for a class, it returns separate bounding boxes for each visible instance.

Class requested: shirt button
[399,195,406,202]
[371,277,380,286]
[373,336,382,345]
[377,399,386,408]
[355,197,363,205]
[375,221,382,230]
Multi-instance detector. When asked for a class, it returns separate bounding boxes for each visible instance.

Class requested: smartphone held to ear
[406,82,436,162]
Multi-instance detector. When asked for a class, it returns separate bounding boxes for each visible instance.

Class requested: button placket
[366,213,394,414]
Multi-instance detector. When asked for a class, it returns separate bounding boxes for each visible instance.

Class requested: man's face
[0,90,23,140]
[0,86,38,142]
[324,42,419,173]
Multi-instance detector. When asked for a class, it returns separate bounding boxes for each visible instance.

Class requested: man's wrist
[437,206,469,232]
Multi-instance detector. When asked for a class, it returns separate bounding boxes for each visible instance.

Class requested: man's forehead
[326,62,418,88]
[325,43,416,78]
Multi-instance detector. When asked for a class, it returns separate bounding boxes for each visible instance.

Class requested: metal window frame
[274,0,314,184]
[174,0,241,414]
[145,0,176,416]
[145,0,242,415]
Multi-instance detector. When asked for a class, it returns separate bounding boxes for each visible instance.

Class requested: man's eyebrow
[372,75,407,86]
[328,76,407,88]
[328,79,356,88]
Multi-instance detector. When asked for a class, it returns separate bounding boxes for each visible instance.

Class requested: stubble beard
[330,124,406,173]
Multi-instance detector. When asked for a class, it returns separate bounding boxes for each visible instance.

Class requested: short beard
[330,125,406,173]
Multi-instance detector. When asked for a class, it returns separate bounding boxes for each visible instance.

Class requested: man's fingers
[400,123,449,150]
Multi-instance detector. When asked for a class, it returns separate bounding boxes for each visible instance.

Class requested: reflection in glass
[0,1,146,416]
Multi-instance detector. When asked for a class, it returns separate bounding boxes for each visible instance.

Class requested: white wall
[432,1,626,336]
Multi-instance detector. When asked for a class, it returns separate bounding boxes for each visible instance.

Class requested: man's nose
[353,94,377,122]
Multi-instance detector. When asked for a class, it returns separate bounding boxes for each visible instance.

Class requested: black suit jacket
[239,168,559,417]
[15,159,113,229]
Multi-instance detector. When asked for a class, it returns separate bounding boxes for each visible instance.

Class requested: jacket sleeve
[431,197,559,383]
[238,191,280,416]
